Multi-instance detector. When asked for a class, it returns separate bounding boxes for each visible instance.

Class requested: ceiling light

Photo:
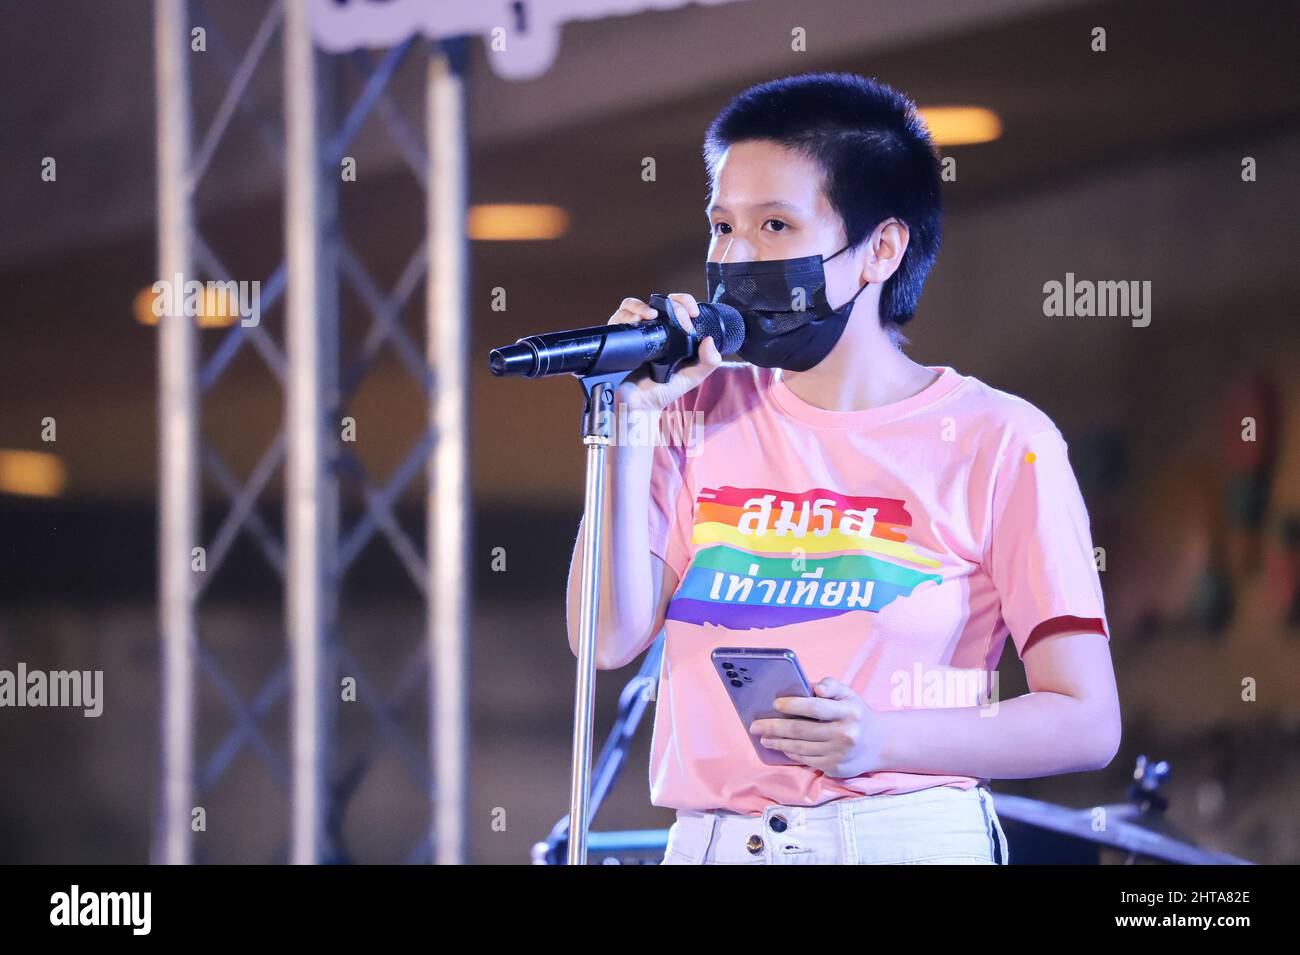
[0,450,66,497]
[918,106,1003,146]
[468,204,569,241]
[134,285,239,328]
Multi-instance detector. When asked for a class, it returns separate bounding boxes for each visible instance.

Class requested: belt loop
[696,811,719,865]
[838,798,859,865]
[976,786,1003,865]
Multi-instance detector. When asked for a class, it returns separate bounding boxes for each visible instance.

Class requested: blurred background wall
[1,0,1298,862]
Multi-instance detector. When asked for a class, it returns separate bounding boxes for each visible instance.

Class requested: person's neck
[777,326,938,413]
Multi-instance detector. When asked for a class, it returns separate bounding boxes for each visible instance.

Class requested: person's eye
[764,218,789,232]
[710,221,732,236]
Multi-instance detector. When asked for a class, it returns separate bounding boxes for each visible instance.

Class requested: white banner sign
[309,0,746,80]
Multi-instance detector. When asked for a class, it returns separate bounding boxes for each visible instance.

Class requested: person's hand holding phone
[749,677,888,778]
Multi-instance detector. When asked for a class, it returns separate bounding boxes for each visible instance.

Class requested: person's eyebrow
[705,199,807,217]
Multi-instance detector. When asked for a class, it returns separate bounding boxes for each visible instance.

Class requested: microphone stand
[534,634,664,864]
[564,293,691,866]
[567,369,630,865]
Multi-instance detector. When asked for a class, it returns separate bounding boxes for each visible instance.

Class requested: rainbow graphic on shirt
[665,485,944,630]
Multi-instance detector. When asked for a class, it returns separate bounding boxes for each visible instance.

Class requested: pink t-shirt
[645,362,1109,815]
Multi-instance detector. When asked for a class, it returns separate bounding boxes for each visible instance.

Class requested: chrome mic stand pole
[493,292,691,865]
[568,371,626,866]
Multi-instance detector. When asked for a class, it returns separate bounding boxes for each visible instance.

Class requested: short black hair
[704,73,943,329]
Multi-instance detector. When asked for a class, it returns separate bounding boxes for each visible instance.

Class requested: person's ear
[862,218,910,284]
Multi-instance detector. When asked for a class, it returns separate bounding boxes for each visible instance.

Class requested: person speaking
[565,72,1119,865]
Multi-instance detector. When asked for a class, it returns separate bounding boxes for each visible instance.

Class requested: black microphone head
[488,342,537,377]
[693,302,745,356]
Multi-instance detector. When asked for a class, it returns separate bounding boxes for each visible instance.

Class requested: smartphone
[711,647,819,766]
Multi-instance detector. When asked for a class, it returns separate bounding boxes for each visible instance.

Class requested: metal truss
[153,0,468,865]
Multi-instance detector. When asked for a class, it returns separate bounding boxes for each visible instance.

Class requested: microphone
[488,294,745,383]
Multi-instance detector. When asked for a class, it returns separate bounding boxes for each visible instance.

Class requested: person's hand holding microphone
[606,292,724,415]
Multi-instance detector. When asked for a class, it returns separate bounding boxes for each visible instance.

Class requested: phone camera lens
[730,678,743,688]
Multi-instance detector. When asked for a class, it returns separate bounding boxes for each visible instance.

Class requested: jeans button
[768,814,788,832]
[745,834,764,854]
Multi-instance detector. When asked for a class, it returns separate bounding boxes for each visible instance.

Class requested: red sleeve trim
[1021,615,1109,656]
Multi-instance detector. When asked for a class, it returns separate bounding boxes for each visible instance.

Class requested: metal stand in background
[283,0,340,867]
[426,39,471,869]
[154,0,198,867]
[152,0,470,865]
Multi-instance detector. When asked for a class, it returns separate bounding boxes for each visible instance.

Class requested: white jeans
[660,784,1010,865]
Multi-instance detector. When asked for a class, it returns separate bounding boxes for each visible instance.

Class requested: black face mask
[705,243,870,371]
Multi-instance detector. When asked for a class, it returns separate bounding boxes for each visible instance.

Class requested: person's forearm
[565,420,661,668]
[876,690,1120,779]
